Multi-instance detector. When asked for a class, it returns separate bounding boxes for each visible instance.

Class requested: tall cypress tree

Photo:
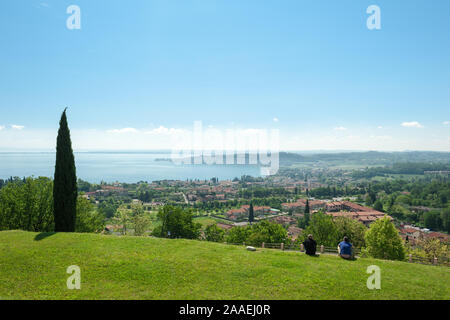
[53,108,77,232]
[304,199,310,226]
[248,202,254,224]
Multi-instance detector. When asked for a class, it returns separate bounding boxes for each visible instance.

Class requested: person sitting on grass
[303,234,317,256]
[338,236,353,260]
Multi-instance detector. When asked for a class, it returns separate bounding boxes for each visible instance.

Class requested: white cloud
[107,127,138,134]
[0,126,5,131]
[11,125,24,130]
[377,126,383,129]
[443,121,450,125]
[334,126,347,131]
[401,121,423,128]
[144,126,185,135]
[273,117,279,123]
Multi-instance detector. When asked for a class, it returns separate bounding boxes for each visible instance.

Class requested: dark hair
[343,236,349,242]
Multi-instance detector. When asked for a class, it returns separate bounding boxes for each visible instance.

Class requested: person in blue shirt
[338,236,353,260]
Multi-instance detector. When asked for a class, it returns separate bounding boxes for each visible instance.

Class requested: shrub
[364,216,405,261]
[204,223,225,242]
[152,205,201,239]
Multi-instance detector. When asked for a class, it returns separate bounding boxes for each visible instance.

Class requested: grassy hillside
[0,230,448,300]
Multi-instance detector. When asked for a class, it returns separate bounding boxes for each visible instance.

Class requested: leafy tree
[333,216,366,248]
[130,204,149,236]
[75,197,105,233]
[373,200,384,212]
[225,221,288,246]
[113,208,130,235]
[248,202,254,224]
[364,216,405,261]
[98,200,119,219]
[204,223,225,242]
[77,179,92,192]
[365,191,376,206]
[304,199,310,214]
[0,177,53,232]
[152,205,201,239]
[423,211,443,231]
[408,236,449,262]
[302,212,337,247]
[441,208,450,233]
[395,194,411,206]
[53,109,77,232]
[297,211,310,229]
[246,221,288,246]
[225,226,251,244]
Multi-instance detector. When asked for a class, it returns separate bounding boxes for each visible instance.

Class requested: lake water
[0,152,261,183]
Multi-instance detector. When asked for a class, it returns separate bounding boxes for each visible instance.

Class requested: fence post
[408,254,412,263]
[320,245,324,254]
[300,243,304,252]
[281,243,284,251]
[262,242,265,249]
[243,242,245,246]
[434,257,438,265]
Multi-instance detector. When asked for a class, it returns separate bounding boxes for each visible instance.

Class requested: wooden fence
[224,241,448,267]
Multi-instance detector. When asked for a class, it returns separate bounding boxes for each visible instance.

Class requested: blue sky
[0,0,449,151]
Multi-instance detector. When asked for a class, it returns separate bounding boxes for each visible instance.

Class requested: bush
[364,216,405,261]
[0,177,53,232]
[225,226,251,244]
[333,216,367,248]
[423,211,443,231]
[225,221,288,246]
[301,212,338,247]
[152,205,201,239]
[75,197,105,233]
[246,221,288,246]
[204,223,225,242]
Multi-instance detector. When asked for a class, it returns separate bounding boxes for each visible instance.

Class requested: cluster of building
[398,224,450,244]
[84,185,128,198]
[282,199,326,213]
[282,199,389,226]
[226,205,277,220]
[325,201,389,226]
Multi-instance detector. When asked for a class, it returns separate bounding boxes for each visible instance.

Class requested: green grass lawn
[194,216,233,229]
[0,230,449,300]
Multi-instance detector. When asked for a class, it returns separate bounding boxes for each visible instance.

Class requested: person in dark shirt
[338,236,353,259]
[303,234,317,256]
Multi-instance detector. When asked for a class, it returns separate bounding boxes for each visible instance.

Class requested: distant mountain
[279,151,450,167]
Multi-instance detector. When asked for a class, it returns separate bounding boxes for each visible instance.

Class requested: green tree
[302,212,337,246]
[0,177,53,232]
[423,211,443,231]
[75,197,105,233]
[364,216,405,261]
[365,191,376,206]
[131,204,149,236]
[246,220,288,246]
[113,208,130,235]
[409,236,449,262]
[373,199,384,212]
[204,223,225,242]
[441,208,450,233]
[53,109,77,232]
[248,202,254,224]
[333,216,366,248]
[225,226,251,244]
[304,199,310,214]
[152,205,201,239]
